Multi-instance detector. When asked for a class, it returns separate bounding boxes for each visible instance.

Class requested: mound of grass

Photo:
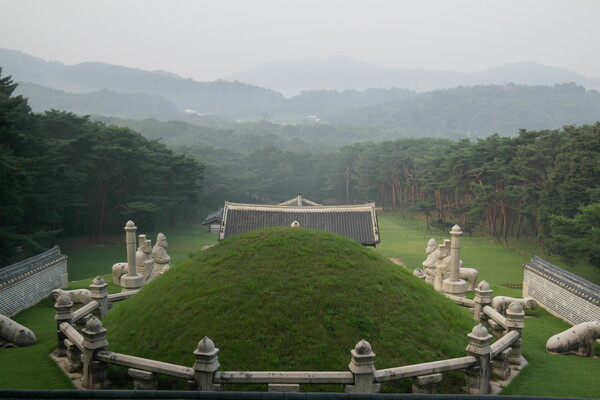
[104,227,475,392]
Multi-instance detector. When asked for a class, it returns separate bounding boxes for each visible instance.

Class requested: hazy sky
[1,0,599,81]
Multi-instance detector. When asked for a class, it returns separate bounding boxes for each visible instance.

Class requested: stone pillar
[411,373,442,394]
[473,281,493,324]
[54,293,74,357]
[465,324,492,395]
[81,316,109,389]
[64,338,83,373]
[120,220,143,292]
[492,348,512,381]
[347,339,379,394]
[505,302,525,365]
[89,276,109,319]
[193,337,221,391]
[128,368,158,390]
[443,225,467,298]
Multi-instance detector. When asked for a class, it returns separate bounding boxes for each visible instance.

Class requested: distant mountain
[327,83,600,137]
[0,48,285,118]
[226,56,600,96]
[15,82,179,119]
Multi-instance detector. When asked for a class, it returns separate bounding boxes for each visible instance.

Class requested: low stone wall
[523,255,600,325]
[0,246,68,317]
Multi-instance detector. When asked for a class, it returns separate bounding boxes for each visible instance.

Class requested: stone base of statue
[443,278,467,298]
[153,262,169,275]
[120,274,144,292]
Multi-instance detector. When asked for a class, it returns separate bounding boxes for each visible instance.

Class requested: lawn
[1,215,598,396]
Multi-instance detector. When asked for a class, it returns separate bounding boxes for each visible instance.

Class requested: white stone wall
[0,250,68,317]
[523,258,600,325]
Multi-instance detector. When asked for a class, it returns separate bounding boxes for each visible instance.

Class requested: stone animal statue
[546,321,600,357]
[0,314,36,347]
[459,267,479,291]
[491,296,537,315]
[50,288,92,305]
[112,262,127,285]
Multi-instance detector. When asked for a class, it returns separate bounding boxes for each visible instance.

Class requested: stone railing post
[89,276,109,319]
[492,348,511,381]
[347,339,379,394]
[81,316,109,389]
[193,337,221,391]
[128,368,158,390]
[505,302,525,365]
[473,280,493,324]
[443,225,467,298]
[465,324,492,395]
[64,338,83,373]
[121,221,144,292]
[411,373,442,394]
[54,293,73,357]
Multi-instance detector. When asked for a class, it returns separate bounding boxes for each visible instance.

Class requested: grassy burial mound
[103,227,475,392]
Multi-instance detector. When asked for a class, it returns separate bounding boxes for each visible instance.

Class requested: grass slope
[104,227,475,392]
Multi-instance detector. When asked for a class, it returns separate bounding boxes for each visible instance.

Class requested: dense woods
[181,124,600,269]
[0,70,204,266]
[2,66,600,271]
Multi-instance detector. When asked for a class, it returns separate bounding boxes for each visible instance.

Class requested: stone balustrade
[52,274,525,395]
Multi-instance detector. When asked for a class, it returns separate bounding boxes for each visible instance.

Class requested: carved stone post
[505,302,525,365]
[64,338,83,373]
[89,276,108,319]
[466,324,492,395]
[443,225,467,298]
[492,348,511,381]
[193,337,221,391]
[347,339,379,394]
[412,373,442,394]
[81,316,109,389]
[128,368,158,390]
[54,293,73,357]
[473,280,493,325]
[121,220,144,292]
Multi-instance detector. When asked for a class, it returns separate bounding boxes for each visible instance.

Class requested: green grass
[0,224,218,390]
[0,298,73,389]
[2,216,599,396]
[375,213,600,396]
[104,227,475,393]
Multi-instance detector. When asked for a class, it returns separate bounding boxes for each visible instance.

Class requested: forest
[1,68,599,271]
[0,71,204,266]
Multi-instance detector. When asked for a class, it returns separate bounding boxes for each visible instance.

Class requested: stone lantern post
[443,225,467,298]
[120,220,143,292]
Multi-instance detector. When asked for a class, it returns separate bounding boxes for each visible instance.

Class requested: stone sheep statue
[491,296,538,315]
[0,314,36,347]
[546,321,600,357]
[459,267,479,291]
[50,288,92,305]
[112,262,128,285]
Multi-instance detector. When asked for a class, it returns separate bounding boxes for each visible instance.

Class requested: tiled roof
[220,202,380,246]
[278,193,322,206]
[202,208,224,225]
[524,254,600,305]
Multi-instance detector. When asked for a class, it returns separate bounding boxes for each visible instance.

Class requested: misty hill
[278,87,413,115]
[0,48,285,118]
[327,83,600,137]
[15,82,179,119]
[226,56,600,96]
